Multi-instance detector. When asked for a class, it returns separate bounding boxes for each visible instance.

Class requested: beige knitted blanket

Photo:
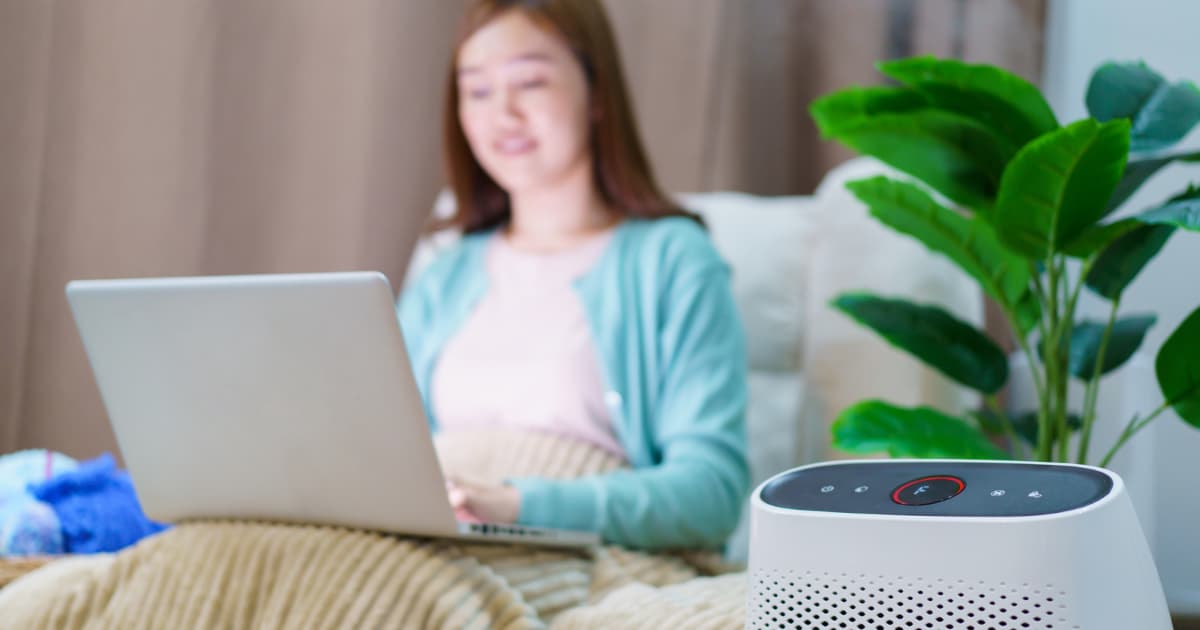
[0,430,746,629]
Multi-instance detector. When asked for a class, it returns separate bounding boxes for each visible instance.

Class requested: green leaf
[1086,62,1200,152]
[1085,224,1174,300]
[976,411,1081,447]
[1012,412,1082,447]
[1012,291,1042,338]
[1075,186,1196,269]
[1130,81,1200,152]
[972,409,1011,437]
[845,176,1038,333]
[832,293,1009,393]
[1105,150,1200,217]
[833,400,1009,459]
[1156,306,1200,428]
[993,119,1131,258]
[879,56,1058,145]
[811,90,1018,209]
[1062,219,1140,258]
[809,86,929,134]
[1087,62,1164,122]
[1069,315,1157,380]
[1087,186,1200,298]
[1136,184,1200,231]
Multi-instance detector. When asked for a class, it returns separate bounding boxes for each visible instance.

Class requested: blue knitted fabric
[30,453,168,553]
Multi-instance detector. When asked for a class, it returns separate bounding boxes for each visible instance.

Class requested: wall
[1042,0,1200,613]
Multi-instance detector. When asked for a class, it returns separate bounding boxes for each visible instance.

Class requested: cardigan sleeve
[396,241,467,431]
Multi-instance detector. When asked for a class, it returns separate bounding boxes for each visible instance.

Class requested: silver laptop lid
[65,272,460,538]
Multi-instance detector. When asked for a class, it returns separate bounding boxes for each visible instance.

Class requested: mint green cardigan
[397,217,749,550]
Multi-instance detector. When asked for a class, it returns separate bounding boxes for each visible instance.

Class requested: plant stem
[1013,331,1046,426]
[1000,297,1045,434]
[1012,261,1051,460]
[1077,297,1120,464]
[985,393,1020,456]
[1054,257,1074,462]
[1099,401,1171,467]
[1063,256,1097,336]
[1040,258,1061,461]
[1060,258,1071,305]
[1029,262,1051,343]
[1053,256,1095,462]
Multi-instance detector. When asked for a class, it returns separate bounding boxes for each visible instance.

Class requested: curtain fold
[0,0,462,457]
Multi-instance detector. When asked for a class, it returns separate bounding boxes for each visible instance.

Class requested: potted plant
[811,56,1200,465]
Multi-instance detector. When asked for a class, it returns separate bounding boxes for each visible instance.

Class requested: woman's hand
[446,477,521,524]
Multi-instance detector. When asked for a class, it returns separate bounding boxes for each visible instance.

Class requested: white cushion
[802,158,983,444]
[725,370,821,563]
[678,193,816,373]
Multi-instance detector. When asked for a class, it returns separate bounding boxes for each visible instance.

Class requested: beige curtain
[609,0,1047,194]
[0,1,463,457]
[0,0,1043,460]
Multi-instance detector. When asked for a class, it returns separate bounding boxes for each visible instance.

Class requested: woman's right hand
[446,477,521,524]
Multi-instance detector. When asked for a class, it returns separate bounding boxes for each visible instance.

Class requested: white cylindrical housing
[746,460,1169,630]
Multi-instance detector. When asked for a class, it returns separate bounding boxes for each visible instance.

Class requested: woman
[399,0,748,551]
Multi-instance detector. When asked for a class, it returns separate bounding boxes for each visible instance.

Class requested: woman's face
[456,10,592,195]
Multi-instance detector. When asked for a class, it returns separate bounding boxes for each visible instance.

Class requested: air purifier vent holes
[750,569,1080,629]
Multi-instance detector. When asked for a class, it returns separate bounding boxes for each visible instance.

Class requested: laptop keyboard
[464,522,551,539]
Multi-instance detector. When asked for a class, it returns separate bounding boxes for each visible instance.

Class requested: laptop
[65,271,599,548]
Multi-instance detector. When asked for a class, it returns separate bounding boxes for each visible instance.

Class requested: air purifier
[746,460,1170,629]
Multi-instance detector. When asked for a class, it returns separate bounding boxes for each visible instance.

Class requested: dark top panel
[760,461,1113,517]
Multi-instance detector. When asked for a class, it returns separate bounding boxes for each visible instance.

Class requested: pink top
[431,230,625,460]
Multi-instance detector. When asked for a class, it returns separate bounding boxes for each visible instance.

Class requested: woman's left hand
[446,477,521,524]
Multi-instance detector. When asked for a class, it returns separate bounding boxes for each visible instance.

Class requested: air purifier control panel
[759,461,1113,516]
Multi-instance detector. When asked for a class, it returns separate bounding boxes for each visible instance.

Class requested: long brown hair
[439,0,699,234]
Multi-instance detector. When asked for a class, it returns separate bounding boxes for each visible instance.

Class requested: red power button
[892,475,966,506]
